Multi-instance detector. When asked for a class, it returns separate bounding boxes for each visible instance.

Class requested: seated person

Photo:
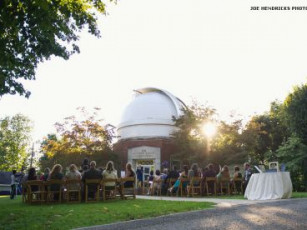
[40,167,50,181]
[82,161,102,199]
[164,166,180,184]
[48,164,64,200]
[203,163,217,194]
[217,165,230,182]
[168,165,189,194]
[65,164,82,191]
[22,167,39,192]
[231,166,242,192]
[188,163,201,185]
[102,161,118,197]
[123,163,135,187]
[216,165,230,193]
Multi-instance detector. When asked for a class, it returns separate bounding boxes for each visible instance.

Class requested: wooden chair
[232,178,243,195]
[26,180,46,204]
[120,177,136,199]
[85,179,101,203]
[65,179,81,203]
[46,179,64,203]
[178,178,189,197]
[101,178,119,201]
[187,177,202,197]
[21,182,28,203]
[219,178,231,195]
[205,177,217,196]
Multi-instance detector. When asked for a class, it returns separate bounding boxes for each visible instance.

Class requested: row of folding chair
[84,177,135,202]
[148,177,243,197]
[23,177,136,204]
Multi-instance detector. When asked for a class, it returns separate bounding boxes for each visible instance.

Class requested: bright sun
[202,123,217,138]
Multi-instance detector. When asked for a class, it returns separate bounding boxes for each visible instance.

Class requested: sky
[1,0,307,142]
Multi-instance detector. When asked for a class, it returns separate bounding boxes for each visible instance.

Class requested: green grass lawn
[0,196,215,230]
[291,192,307,198]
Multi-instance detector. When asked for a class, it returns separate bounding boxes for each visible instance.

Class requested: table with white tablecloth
[244,172,292,200]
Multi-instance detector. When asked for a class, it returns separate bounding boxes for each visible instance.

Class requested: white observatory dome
[117,87,185,140]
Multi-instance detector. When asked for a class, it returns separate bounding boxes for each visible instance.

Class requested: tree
[241,115,272,164]
[241,105,288,165]
[210,120,247,165]
[0,0,108,98]
[276,135,307,191]
[39,107,116,170]
[171,101,216,165]
[0,114,32,171]
[282,83,307,190]
[284,83,307,143]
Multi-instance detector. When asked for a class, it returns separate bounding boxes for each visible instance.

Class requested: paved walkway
[135,195,284,208]
[74,196,306,230]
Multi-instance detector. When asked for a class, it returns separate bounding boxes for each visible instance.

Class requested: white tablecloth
[244,172,292,200]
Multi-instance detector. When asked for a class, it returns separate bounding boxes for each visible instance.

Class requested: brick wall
[113,138,177,170]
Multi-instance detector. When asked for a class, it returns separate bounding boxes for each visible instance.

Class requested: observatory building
[114,87,186,177]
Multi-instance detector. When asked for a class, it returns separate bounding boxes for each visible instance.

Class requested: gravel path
[75,198,307,230]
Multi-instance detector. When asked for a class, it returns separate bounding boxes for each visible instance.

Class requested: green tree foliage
[241,115,272,164]
[39,108,116,170]
[0,114,32,171]
[277,136,307,191]
[0,0,109,98]
[242,103,288,165]
[210,120,247,165]
[284,83,307,143]
[268,100,289,151]
[282,83,307,190]
[171,101,216,165]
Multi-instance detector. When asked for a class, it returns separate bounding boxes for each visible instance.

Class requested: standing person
[243,162,253,194]
[152,170,162,195]
[82,158,90,170]
[147,170,154,195]
[10,170,17,199]
[136,165,143,188]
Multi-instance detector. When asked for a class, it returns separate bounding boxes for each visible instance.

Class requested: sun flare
[202,123,217,138]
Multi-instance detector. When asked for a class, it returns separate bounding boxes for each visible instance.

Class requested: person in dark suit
[164,165,180,184]
[243,162,253,194]
[82,161,102,199]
